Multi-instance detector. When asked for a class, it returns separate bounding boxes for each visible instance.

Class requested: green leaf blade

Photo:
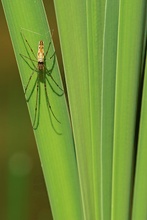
[2,0,84,219]
[111,1,147,219]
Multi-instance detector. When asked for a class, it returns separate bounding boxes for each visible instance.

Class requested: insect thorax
[38,62,44,71]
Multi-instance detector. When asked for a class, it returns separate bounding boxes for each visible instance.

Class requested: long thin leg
[44,78,61,123]
[45,55,63,92]
[20,32,38,71]
[20,53,38,63]
[33,78,39,127]
[45,42,51,58]
[50,51,55,59]
[49,74,64,92]
[21,31,36,59]
[45,51,55,72]
[20,54,37,72]
[25,71,35,94]
[45,29,54,58]
[46,76,63,96]
[45,34,63,93]
[45,68,64,92]
[46,68,64,92]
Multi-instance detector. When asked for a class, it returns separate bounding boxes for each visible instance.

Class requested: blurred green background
[0,1,63,219]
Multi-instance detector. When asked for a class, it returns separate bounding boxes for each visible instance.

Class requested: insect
[20,31,63,128]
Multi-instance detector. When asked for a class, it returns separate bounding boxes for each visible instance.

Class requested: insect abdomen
[38,40,44,70]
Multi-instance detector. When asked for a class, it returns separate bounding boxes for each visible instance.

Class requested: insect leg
[44,77,61,123]
[45,48,63,92]
[25,71,35,94]
[20,53,38,63]
[45,29,54,57]
[49,74,64,92]
[20,53,38,72]
[21,31,36,59]
[50,51,55,59]
[45,67,64,92]
[45,42,51,58]
[45,56,63,92]
[33,77,39,127]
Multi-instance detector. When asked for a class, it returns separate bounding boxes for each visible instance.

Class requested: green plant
[2,0,147,219]
[2,0,83,219]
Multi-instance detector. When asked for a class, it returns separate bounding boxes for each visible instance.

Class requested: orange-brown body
[37,40,44,71]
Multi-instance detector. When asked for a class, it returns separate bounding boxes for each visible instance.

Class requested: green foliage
[2,0,147,219]
[2,0,83,219]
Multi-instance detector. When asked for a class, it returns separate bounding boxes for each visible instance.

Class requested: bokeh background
[0,1,63,219]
